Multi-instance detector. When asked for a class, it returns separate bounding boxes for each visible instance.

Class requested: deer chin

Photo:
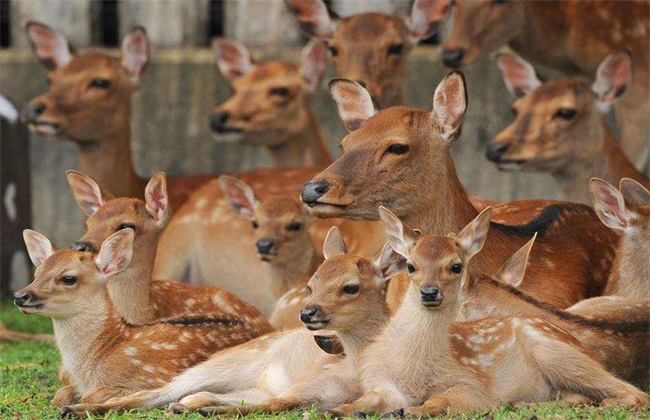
[16,302,45,314]
[212,130,244,143]
[496,161,528,172]
[28,122,63,137]
[303,319,331,331]
[305,202,349,218]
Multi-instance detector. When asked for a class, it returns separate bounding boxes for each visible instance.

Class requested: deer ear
[457,207,492,261]
[285,0,335,39]
[496,233,536,288]
[620,178,650,212]
[301,40,327,92]
[25,21,74,70]
[121,26,150,85]
[431,71,468,144]
[373,242,406,283]
[592,51,632,111]
[95,229,134,277]
[66,171,114,216]
[496,53,542,98]
[329,79,376,131]
[379,207,417,259]
[219,176,258,220]
[590,178,630,231]
[145,173,169,226]
[408,0,450,43]
[23,230,56,267]
[212,38,253,82]
[323,226,347,259]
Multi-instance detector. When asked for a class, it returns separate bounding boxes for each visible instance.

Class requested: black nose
[442,48,465,68]
[419,285,440,302]
[21,102,47,123]
[300,306,320,323]
[255,238,275,255]
[209,112,230,132]
[300,181,331,206]
[486,142,510,162]
[14,291,36,307]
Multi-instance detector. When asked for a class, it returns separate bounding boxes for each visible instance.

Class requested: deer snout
[20,102,47,123]
[300,305,330,330]
[442,48,465,69]
[486,141,510,162]
[419,285,443,307]
[209,111,230,133]
[301,181,331,206]
[14,290,39,308]
[255,238,276,257]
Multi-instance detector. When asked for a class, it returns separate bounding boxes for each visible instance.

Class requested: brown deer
[65,170,273,332]
[301,73,619,309]
[487,52,648,204]
[16,229,266,407]
[59,228,400,416]
[220,175,321,329]
[209,38,331,167]
[437,0,650,172]
[329,208,648,416]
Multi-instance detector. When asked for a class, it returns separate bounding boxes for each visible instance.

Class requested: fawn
[301,72,618,309]
[329,207,649,416]
[487,52,648,204]
[16,229,265,407]
[60,227,399,416]
[220,175,322,329]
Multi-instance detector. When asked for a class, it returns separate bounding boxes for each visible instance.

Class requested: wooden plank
[225,0,302,46]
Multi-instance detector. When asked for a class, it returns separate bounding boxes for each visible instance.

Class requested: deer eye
[305,285,313,294]
[286,221,302,231]
[387,44,404,56]
[511,107,518,117]
[328,46,339,57]
[269,87,290,97]
[386,144,409,155]
[117,223,136,232]
[451,263,463,274]
[89,78,111,89]
[60,275,78,286]
[342,284,359,295]
[554,108,576,120]
[251,220,259,229]
[407,263,416,274]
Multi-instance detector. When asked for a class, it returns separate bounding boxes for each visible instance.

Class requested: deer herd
[4,0,649,417]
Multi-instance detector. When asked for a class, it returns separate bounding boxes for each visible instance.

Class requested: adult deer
[301,73,618,309]
[487,52,648,204]
[438,0,650,171]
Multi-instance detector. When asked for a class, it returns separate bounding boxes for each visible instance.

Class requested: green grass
[1,301,648,419]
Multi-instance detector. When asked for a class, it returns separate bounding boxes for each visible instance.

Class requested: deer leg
[168,388,272,413]
[405,384,492,416]
[331,387,409,416]
[514,392,594,409]
[52,385,78,407]
[80,387,138,404]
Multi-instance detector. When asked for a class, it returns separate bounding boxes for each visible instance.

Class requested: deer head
[21,22,150,142]
[487,52,632,172]
[591,177,650,235]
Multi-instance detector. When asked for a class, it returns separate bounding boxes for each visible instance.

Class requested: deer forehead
[336,13,408,42]
[524,80,592,111]
[257,197,304,219]
[411,237,462,266]
[342,108,424,148]
[311,255,369,286]
[55,52,121,79]
[89,198,144,223]
[34,250,92,282]
[237,62,301,85]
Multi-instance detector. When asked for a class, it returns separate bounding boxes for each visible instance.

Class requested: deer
[436,0,650,173]
[16,228,267,407]
[487,52,648,204]
[301,72,619,309]
[329,208,649,417]
[59,228,400,417]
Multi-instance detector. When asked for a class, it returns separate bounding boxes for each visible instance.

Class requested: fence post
[225,0,302,47]
[330,0,411,16]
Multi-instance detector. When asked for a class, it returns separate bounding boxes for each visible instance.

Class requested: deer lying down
[220,176,321,329]
[330,208,649,416]
[15,229,264,407]
[60,228,399,417]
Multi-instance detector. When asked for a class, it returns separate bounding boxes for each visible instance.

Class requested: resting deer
[59,228,399,416]
[330,208,648,416]
[16,229,265,407]
[437,0,650,172]
[487,52,648,204]
[301,72,618,309]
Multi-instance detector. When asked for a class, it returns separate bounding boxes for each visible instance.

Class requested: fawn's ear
[373,242,407,283]
[23,230,56,267]
[285,0,335,39]
[145,172,169,227]
[323,226,347,259]
[25,21,75,70]
[456,207,492,261]
[379,206,418,259]
[66,171,114,216]
[431,71,468,144]
[590,178,630,231]
[592,51,632,112]
[301,39,327,92]
[619,178,650,213]
[95,229,134,277]
[496,53,542,98]
[408,0,450,43]
[219,176,259,220]
[212,38,253,81]
[121,26,150,86]
[496,233,536,288]
[329,79,376,131]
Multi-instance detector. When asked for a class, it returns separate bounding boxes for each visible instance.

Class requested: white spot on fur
[265,362,291,394]
[124,346,136,356]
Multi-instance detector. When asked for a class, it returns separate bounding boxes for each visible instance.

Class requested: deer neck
[606,232,650,299]
[268,107,332,167]
[265,240,317,299]
[337,300,390,364]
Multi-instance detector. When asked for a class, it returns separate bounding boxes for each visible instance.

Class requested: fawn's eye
[386,144,409,155]
[407,263,415,274]
[511,107,518,117]
[286,221,302,231]
[554,108,576,120]
[328,46,339,57]
[89,78,111,89]
[451,263,463,274]
[117,223,135,232]
[387,44,404,56]
[60,275,78,286]
[342,284,360,295]
[305,285,313,294]
[251,220,259,229]
[269,87,290,97]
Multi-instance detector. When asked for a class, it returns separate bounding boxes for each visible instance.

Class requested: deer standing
[59,228,400,416]
[487,52,648,204]
[438,0,650,172]
[330,208,648,416]
[16,229,265,407]
[301,73,618,309]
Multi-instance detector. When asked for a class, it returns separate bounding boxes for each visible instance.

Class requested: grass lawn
[1,300,648,419]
